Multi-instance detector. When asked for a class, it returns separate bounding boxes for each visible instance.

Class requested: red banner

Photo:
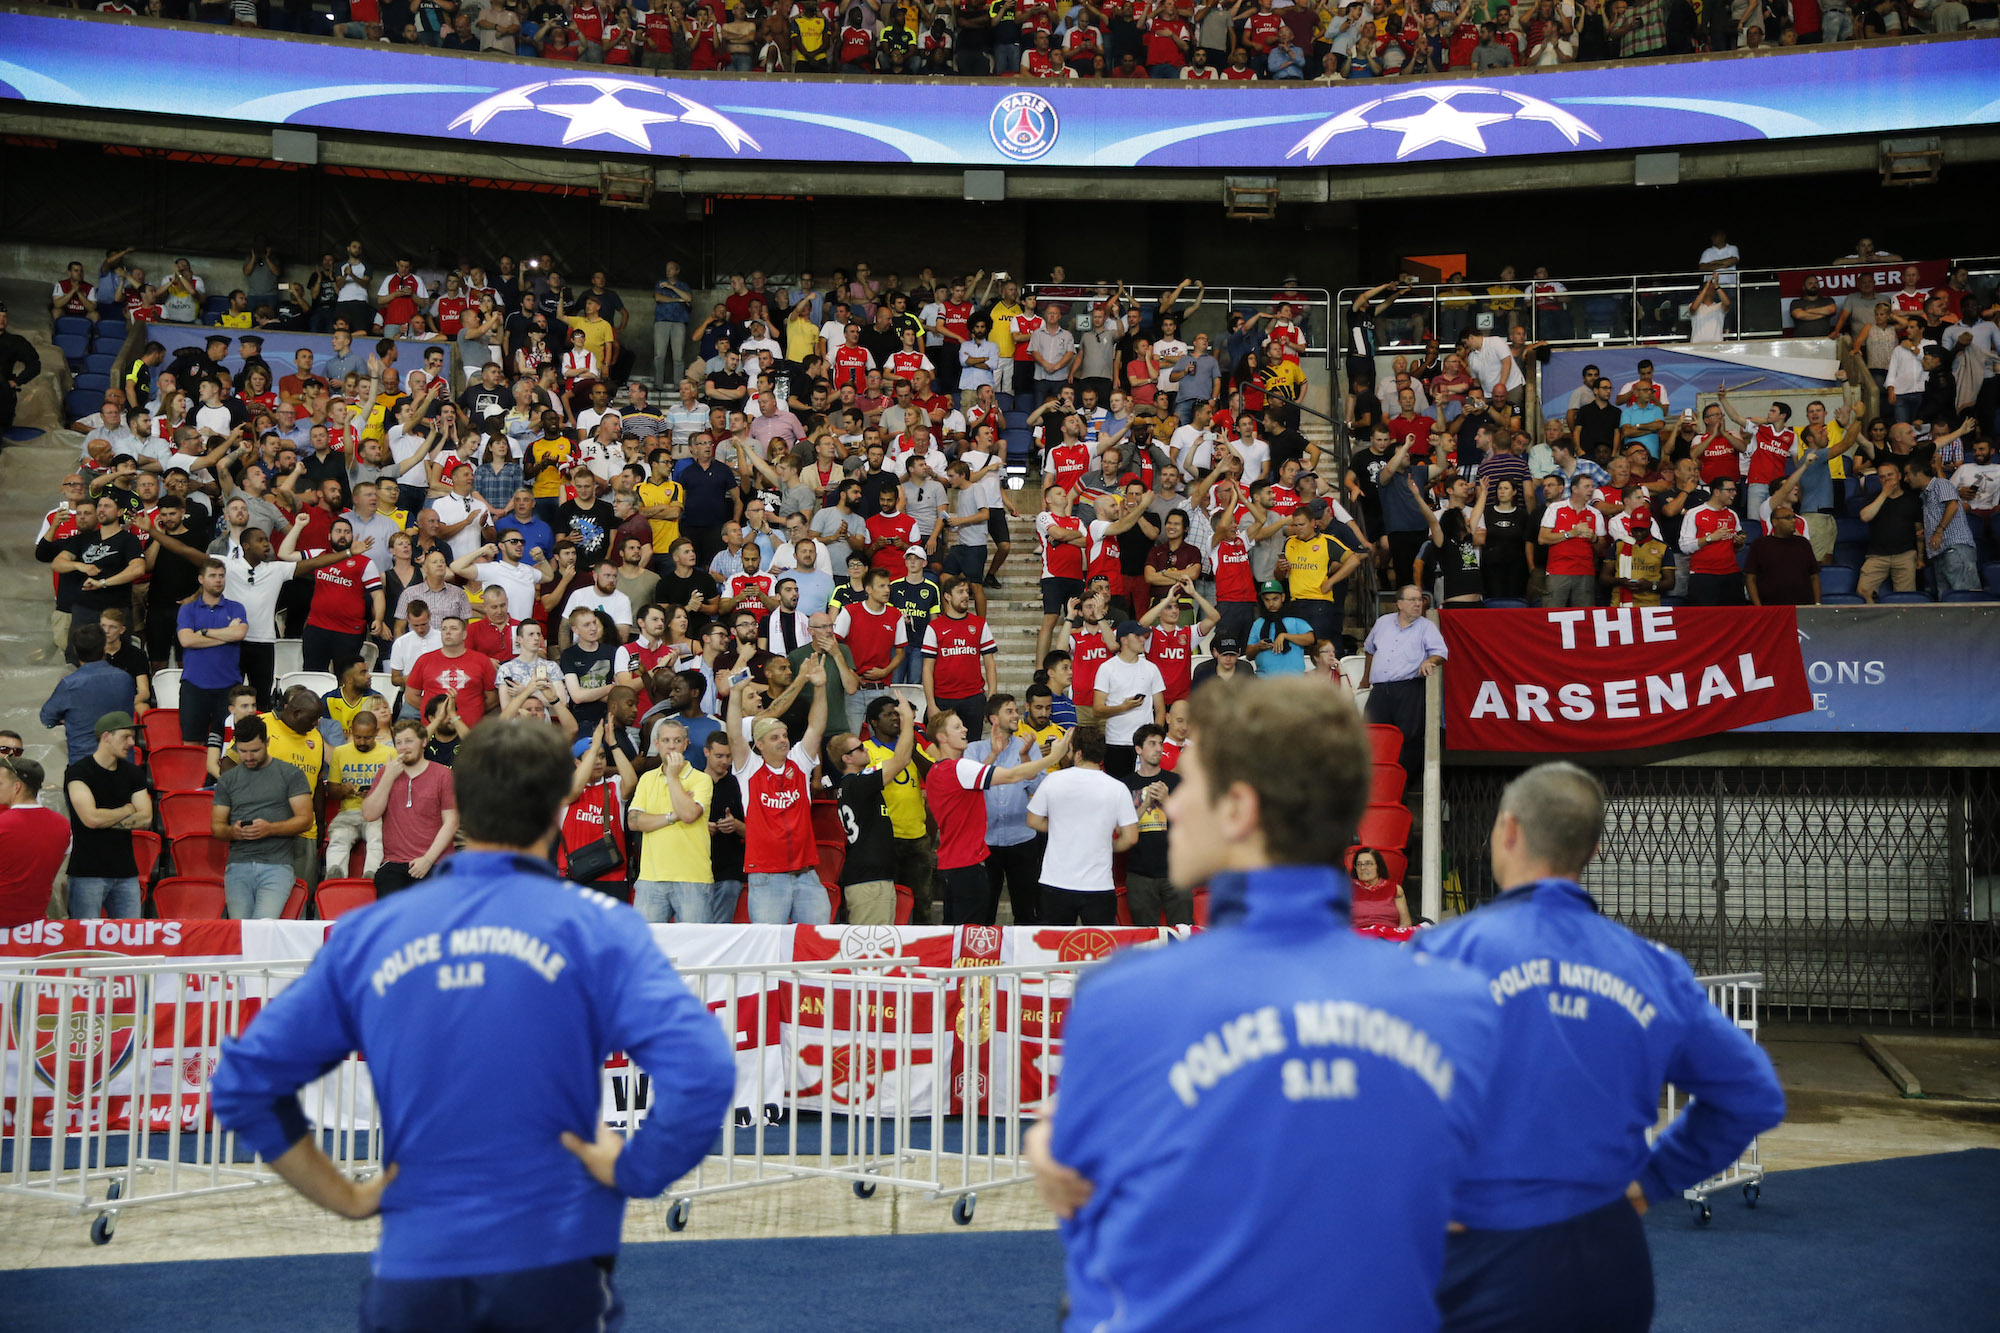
[1778,258,1949,318]
[1439,606,1811,752]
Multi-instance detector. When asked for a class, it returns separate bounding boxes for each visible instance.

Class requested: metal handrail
[1021,282,1335,369]
[1335,256,2000,360]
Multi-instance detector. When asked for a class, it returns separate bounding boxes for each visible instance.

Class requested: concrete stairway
[984,500,1055,696]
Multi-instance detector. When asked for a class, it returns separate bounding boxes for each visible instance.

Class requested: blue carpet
[6,1150,1994,1332]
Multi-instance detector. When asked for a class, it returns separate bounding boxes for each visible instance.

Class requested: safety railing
[1337,257,2000,359]
[1661,972,1766,1225]
[1024,281,1334,371]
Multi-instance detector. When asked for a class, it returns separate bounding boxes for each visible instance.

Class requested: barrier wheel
[853,1180,877,1199]
[1743,1183,1760,1208]
[666,1198,693,1232]
[1691,1201,1712,1226]
[952,1194,976,1226]
[91,1213,116,1245]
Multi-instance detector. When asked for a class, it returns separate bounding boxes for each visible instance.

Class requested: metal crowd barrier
[0,956,379,1245]
[1661,971,1766,1225]
[616,958,1096,1229]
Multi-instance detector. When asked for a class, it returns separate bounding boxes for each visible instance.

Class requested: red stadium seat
[810,800,844,845]
[148,746,210,793]
[132,831,162,889]
[152,878,225,919]
[141,709,182,752]
[1192,887,1209,927]
[1366,725,1403,766]
[170,834,229,883]
[160,790,215,841]
[1115,885,1132,926]
[1357,803,1413,853]
[280,879,309,920]
[1368,762,1407,806]
[317,879,379,919]
[815,839,845,892]
[894,883,913,926]
[734,890,751,924]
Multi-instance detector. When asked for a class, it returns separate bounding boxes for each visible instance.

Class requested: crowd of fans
[41,0,1983,78]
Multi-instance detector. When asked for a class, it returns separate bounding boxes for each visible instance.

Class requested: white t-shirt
[564,586,635,627]
[1154,339,1188,391]
[1230,436,1271,485]
[336,261,369,303]
[1699,243,1742,287]
[1027,767,1138,893]
[1171,424,1217,473]
[430,492,492,564]
[1091,655,1166,746]
[1949,461,2000,510]
[388,627,443,679]
[221,557,297,643]
[473,558,542,620]
[387,425,431,484]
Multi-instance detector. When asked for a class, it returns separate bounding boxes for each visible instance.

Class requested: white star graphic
[666,93,763,153]
[538,89,680,149]
[1502,91,1603,146]
[1369,98,1512,158]
[448,81,549,134]
[1285,97,1383,161]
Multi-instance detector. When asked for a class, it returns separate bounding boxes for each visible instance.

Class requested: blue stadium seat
[1835,516,1870,545]
[1822,593,1866,605]
[1483,598,1528,609]
[1832,542,1866,570]
[55,333,88,364]
[54,316,92,339]
[1879,591,1932,604]
[1818,566,1858,598]
[66,389,99,420]
[1003,410,1029,431]
[83,353,115,375]
[202,294,229,316]
[1983,562,2000,594]
[993,392,1015,413]
[1942,589,1995,603]
[95,316,127,340]
[73,372,110,394]
[1659,595,1687,607]
[1003,427,1034,466]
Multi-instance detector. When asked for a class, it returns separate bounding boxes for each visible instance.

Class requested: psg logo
[990,91,1060,162]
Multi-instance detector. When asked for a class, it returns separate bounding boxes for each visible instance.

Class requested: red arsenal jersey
[1048,442,1091,495]
[926,758,996,870]
[1212,535,1255,603]
[1746,425,1795,485]
[302,550,382,635]
[1072,626,1113,710]
[832,344,873,392]
[739,744,818,874]
[408,647,497,725]
[865,512,916,573]
[834,601,907,674]
[1540,502,1605,577]
[435,295,468,337]
[887,350,929,381]
[1698,432,1742,484]
[1038,512,1086,580]
[558,777,626,884]
[1147,626,1195,706]
[922,612,995,699]
[1687,505,1742,575]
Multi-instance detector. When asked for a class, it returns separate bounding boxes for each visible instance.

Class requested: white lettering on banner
[1594,608,1634,647]
[1167,1005,1288,1108]
[6,920,189,948]
[1641,606,1677,642]
[1552,607,1681,650]
[1468,653,1775,723]
[370,933,441,995]
[1549,609,1586,649]
[1292,1000,1456,1102]
[445,926,568,982]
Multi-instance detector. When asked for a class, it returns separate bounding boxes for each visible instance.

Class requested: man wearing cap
[1190,633,1256,691]
[432,457,495,565]
[1091,619,1166,779]
[64,711,151,920]
[1243,579,1313,677]
[166,334,231,396]
[1361,586,1448,781]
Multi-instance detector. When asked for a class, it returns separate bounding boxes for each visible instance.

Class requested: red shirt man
[834,586,908,679]
[1047,439,1093,496]
[1038,507,1087,582]
[1211,529,1255,605]
[1147,623,1196,706]
[0,790,72,929]
[302,534,383,637]
[1071,620,1114,710]
[1144,11,1190,66]
[738,726,817,875]
[1746,421,1795,486]
[927,756,996,874]
[558,772,627,886]
[1243,4,1285,52]
[831,342,873,392]
[865,510,916,574]
[408,627,499,726]
[1698,430,1743,485]
[1540,484,1607,577]
[922,603,997,702]
[1684,496,1743,576]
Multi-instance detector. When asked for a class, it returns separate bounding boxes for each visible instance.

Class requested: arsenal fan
[1538,475,1607,609]
[284,516,384,672]
[1035,482,1091,666]
[1140,586,1219,708]
[556,720,637,894]
[725,653,832,924]
[1680,478,1748,606]
[921,573,998,738]
[406,615,501,727]
[833,568,907,731]
[1718,388,1795,521]
[926,699,1068,926]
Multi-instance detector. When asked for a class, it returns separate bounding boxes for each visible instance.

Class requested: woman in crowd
[1349,847,1411,929]
[1480,478,1534,601]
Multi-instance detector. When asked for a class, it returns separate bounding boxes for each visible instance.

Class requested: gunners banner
[1439,606,1812,752]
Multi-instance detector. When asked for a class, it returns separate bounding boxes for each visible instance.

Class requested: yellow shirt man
[1016,719,1063,756]
[1284,531,1353,604]
[571,314,616,373]
[530,436,574,499]
[865,738,933,841]
[638,476,685,555]
[327,739,392,815]
[989,299,1025,362]
[630,761,715,885]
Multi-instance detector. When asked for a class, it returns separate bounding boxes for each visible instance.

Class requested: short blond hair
[1187,677,1371,866]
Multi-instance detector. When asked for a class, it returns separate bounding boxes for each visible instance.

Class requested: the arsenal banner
[1440,606,1812,752]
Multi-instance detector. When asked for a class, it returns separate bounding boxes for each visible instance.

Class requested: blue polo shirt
[494,512,555,561]
[177,594,249,690]
[674,458,737,528]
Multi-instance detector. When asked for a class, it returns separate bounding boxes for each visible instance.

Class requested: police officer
[211,719,735,1332]
[1026,678,1502,1330]
[1415,762,1785,1333]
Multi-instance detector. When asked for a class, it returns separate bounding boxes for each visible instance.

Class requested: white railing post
[1422,662,1444,924]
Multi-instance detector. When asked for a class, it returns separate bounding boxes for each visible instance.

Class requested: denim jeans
[748,869,830,924]
[1746,482,1771,525]
[226,861,295,919]
[709,878,744,923]
[69,876,141,920]
[634,879,714,923]
[1934,542,1980,592]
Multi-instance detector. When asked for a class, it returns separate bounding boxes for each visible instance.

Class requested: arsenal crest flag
[1439,606,1812,752]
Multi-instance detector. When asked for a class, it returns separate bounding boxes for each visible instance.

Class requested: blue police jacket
[1414,878,1785,1231]
[1050,864,1500,1332]
[209,851,735,1279]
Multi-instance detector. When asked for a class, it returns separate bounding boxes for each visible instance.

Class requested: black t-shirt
[557,499,615,566]
[1265,427,1310,473]
[702,370,748,411]
[1117,521,1156,576]
[859,325,901,366]
[458,381,508,422]
[147,519,211,606]
[708,770,746,882]
[561,643,619,732]
[1348,446,1394,534]
[1189,658,1256,690]
[854,468,901,519]
[1575,400,1622,451]
[835,769,898,886]
[1119,767,1180,879]
[60,526,144,615]
[658,568,720,625]
[65,756,147,878]
[1865,489,1923,556]
[1348,390,1383,434]
[106,639,150,683]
